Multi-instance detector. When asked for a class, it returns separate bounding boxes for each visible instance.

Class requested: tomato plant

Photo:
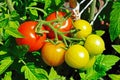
[41,42,66,66]
[65,44,89,69]
[0,0,120,80]
[84,34,105,55]
[16,21,46,52]
[45,11,73,39]
[73,19,92,38]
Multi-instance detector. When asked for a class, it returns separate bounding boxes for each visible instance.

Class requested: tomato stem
[26,7,47,16]
[19,59,26,65]
[36,19,85,47]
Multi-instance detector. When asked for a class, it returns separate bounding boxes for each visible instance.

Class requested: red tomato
[16,21,46,52]
[45,11,73,39]
[41,42,66,66]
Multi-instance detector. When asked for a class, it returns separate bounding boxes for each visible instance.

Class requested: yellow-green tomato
[73,19,92,38]
[65,44,89,69]
[84,34,105,56]
[82,56,96,70]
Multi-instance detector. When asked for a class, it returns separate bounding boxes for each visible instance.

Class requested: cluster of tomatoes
[16,11,105,69]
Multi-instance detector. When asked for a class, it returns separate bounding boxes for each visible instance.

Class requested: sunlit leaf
[109,1,120,41]
[44,0,52,9]
[0,57,13,75]
[48,67,65,80]
[2,71,12,80]
[0,51,7,55]
[21,64,48,80]
[112,45,120,54]
[5,27,23,38]
[109,74,120,80]
[95,30,105,36]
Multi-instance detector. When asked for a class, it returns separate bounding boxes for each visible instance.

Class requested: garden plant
[0,0,120,80]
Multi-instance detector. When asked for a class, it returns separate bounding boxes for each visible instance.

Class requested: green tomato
[65,44,89,69]
[84,34,105,55]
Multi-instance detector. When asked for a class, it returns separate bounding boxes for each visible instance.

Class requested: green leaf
[0,57,14,75]
[2,71,12,80]
[29,9,38,20]
[95,30,105,36]
[5,27,23,38]
[8,21,19,28]
[48,67,65,80]
[109,74,120,80]
[21,64,48,80]
[112,45,120,54]
[0,51,7,55]
[80,54,120,80]
[29,2,37,7]
[95,55,120,71]
[109,1,120,41]
[44,0,52,9]
[10,11,20,21]
[55,0,62,6]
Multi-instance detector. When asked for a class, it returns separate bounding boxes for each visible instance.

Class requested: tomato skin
[65,45,89,69]
[84,34,105,55]
[16,21,46,52]
[45,11,73,39]
[73,19,92,38]
[41,42,66,66]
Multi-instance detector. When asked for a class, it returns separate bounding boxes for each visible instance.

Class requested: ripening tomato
[45,11,73,39]
[16,21,46,52]
[65,44,89,69]
[84,34,105,55]
[41,42,66,66]
[73,19,92,38]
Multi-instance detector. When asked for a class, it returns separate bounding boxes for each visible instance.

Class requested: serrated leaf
[5,27,23,38]
[21,65,39,80]
[80,67,104,80]
[35,68,48,77]
[48,67,65,80]
[21,64,48,80]
[95,55,120,71]
[109,74,120,80]
[109,1,120,41]
[80,54,120,80]
[44,0,52,9]
[112,45,120,54]
[0,57,13,75]
[2,71,12,80]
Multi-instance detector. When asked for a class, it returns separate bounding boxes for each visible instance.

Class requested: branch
[90,0,109,25]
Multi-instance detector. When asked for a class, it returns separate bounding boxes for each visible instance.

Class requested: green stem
[5,0,15,12]
[26,7,47,16]
[38,20,84,47]
[89,0,96,23]
[19,59,26,65]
